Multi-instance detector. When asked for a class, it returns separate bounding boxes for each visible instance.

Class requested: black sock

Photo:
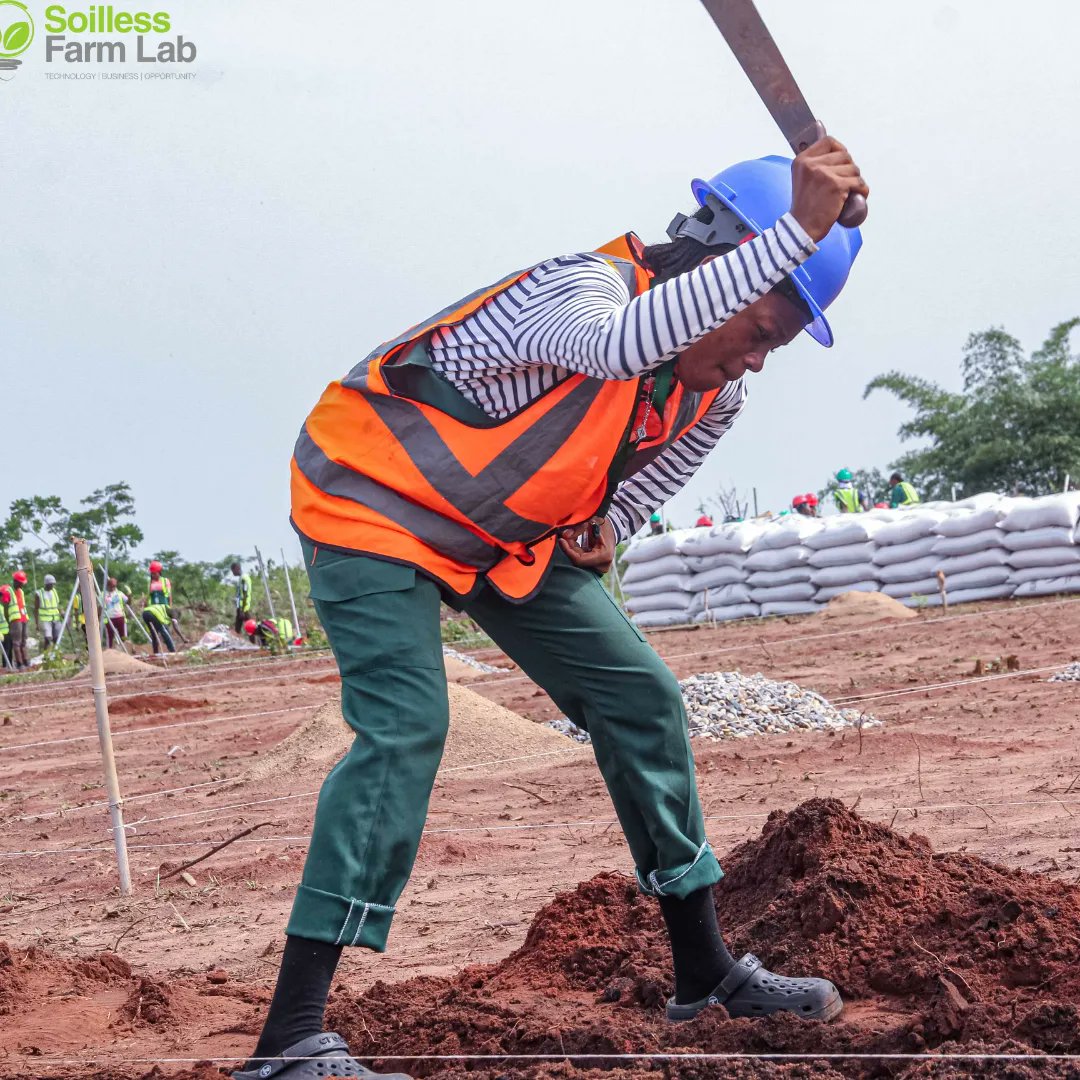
[658,886,737,1004]
[245,935,343,1070]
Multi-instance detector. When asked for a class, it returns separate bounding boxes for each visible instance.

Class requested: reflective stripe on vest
[36,588,61,621]
[145,603,170,625]
[834,487,862,513]
[9,588,27,622]
[290,233,718,601]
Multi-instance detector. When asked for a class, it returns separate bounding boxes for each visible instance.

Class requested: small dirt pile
[108,693,209,717]
[323,800,1080,1078]
[818,591,916,624]
[245,684,569,786]
[79,650,156,677]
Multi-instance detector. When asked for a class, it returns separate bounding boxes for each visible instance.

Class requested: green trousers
[287,542,722,950]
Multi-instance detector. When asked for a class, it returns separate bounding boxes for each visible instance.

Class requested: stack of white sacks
[620,492,1080,626]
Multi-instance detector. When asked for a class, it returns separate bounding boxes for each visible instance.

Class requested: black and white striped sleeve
[506,214,815,379]
[606,380,748,543]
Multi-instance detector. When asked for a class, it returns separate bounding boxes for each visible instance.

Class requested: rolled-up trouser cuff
[286,885,396,951]
[635,841,723,898]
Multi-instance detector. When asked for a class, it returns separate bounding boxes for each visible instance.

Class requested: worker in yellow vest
[148,561,185,642]
[142,602,176,654]
[245,617,294,652]
[34,574,63,654]
[72,590,86,638]
[236,140,869,1077]
[0,585,11,669]
[231,561,254,636]
[889,471,921,508]
[832,468,869,513]
[7,571,30,670]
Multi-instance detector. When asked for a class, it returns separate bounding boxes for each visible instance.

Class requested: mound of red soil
[108,694,209,716]
[323,800,1080,1078]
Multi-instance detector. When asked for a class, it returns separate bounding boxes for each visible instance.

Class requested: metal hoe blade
[698,0,821,153]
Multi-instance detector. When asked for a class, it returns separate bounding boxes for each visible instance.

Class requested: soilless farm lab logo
[2,3,201,81]
[0,1,34,78]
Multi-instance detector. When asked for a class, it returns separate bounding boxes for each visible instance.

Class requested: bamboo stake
[73,537,132,896]
[254,546,277,622]
[281,547,302,643]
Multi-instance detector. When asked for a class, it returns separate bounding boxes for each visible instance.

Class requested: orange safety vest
[291,233,720,602]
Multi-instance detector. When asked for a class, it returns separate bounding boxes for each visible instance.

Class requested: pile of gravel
[1049,661,1080,683]
[441,646,503,674]
[547,670,878,744]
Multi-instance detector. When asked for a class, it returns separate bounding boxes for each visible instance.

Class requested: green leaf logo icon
[0,1,34,59]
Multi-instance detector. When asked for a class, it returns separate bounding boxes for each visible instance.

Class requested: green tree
[864,319,1080,498]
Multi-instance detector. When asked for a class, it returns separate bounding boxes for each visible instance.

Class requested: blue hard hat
[690,155,863,347]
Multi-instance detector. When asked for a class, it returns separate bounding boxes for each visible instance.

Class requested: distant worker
[792,494,810,516]
[34,574,62,654]
[804,493,820,517]
[648,512,664,536]
[245,617,295,652]
[142,602,176,655]
[149,561,185,643]
[72,590,87,638]
[7,571,29,670]
[833,469,869,514]
[694,513,714,527]
[101,577,130,648]
[232,561,253,634]
[889,471,920,508]
[0,586,10,669]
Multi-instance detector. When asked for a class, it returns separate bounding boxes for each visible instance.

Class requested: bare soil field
[1,594,1079,1078]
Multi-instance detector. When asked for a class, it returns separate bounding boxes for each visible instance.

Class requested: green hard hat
[650,512,662,523]
[836,468,853,482]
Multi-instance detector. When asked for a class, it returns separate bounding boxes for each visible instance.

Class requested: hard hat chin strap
[666,194,753,247]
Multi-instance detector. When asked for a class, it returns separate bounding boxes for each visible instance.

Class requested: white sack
[749,581,817,604]
[632,609,690,628]
[804,516,881,549]
[1001,526,1075,551]
[622,555,687,583]
[945,566,1012,590]
[693,603,760,623]
[621,572,695,596]
[690,564,748,591]
[1008,546,1080,570]
[933,507,1004,536]
[685,552,746,573]
[761,600,821,617]
[748,516,823,552]
[1014,576,1080,598]
[877,556,942,584]
[931,529,1006,557]
[811,562,879,588]
[882,578,940,599]
[815,581,881,602]
[746,566,814,588]
[873,535,939,566]
[621,533,678,564]
[681,521,765,556]
[937,548,1011,575]
[808,542,876,568]
[693,582,753,612]
[1000,494,1080,532]
[625,590,694,614]
[743,546,811,573]
[874,511,947,546]
[1010,561,1080,585]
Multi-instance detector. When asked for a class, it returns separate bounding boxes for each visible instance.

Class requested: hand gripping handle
[794,120,868,229]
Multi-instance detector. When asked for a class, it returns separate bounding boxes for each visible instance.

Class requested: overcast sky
[4,0,1079,563]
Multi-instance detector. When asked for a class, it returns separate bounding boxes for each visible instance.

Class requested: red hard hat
[792,494,807,507]
[805,493,819,506]
[149,560,163,573]
[13,570,27,584]
[244,619,258,635]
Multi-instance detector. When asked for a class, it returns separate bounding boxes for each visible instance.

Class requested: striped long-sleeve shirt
[429,212,816,541]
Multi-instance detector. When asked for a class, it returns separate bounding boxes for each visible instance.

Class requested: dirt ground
[1,594,1079,1078]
